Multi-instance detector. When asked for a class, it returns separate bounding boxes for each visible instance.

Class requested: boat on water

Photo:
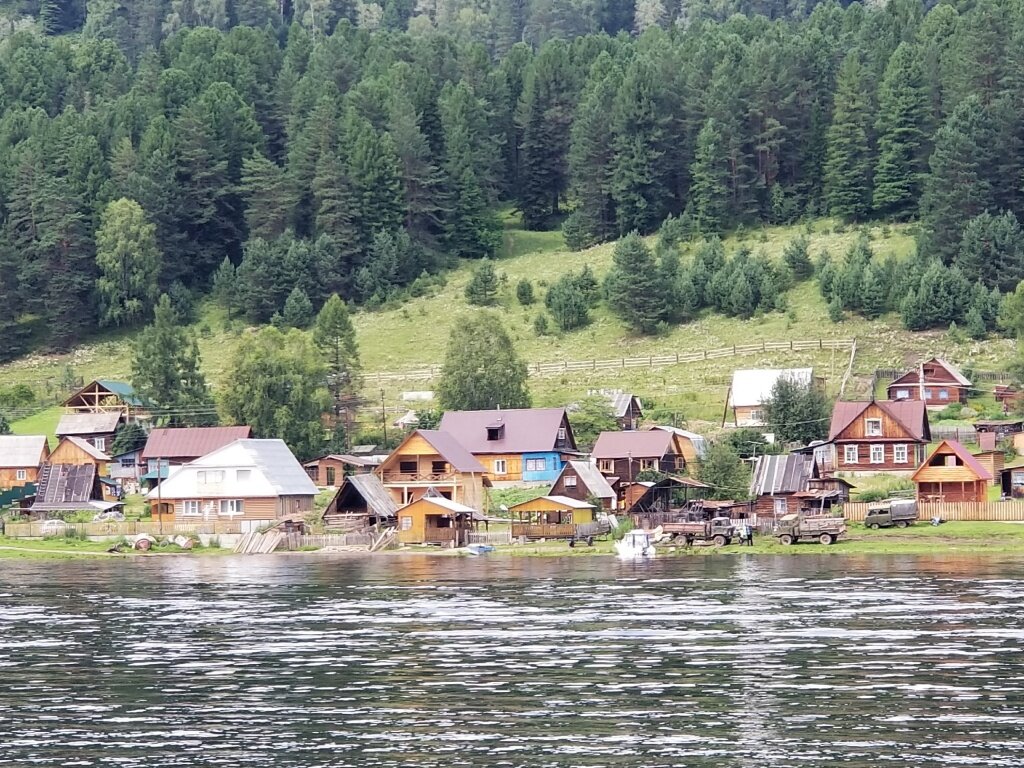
[615,529,656,559]
[464,544,495,555]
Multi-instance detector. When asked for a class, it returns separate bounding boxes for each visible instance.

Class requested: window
[197,470,224,484]
[870,445,884,464]
[486,425,504,441]
[844,445,859,464]
[598,459,614,473]
[16,469,27,481]
[493,459,507,474]
[119,456,135,468]
[639,459,655,471]
[773,498,787,515]
[325,467,336,486]
[894,388,910,400]
[525,458,546,472]
[399,461,417,474]
[749,410,765,423]
[894,444,908,464]
[564,475,577,487]
[865,418,882,437]
[400,516,412,531]
[924,388,933,399]
[939,389,949,400]
[93,437,106,452]
[557,427,567,442]
[431,461,447,475]
[183,500,200,516]
[219,499,243,516]
[675,456,686,470]
[236,469,252,482]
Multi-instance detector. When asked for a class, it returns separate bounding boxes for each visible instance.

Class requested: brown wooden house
[322,473,398,530]
[887,358,971,407]
[55,412,122,454]
[912,440,991,503]
[549,460,617,510]
[0,435,50,490]
[749,453,851,518]
[591,429,692,483]
[606,392,644,430]
[826,400,931,474]
[376,429,488,509]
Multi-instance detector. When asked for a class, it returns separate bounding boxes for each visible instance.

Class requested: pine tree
[956,211,1024,292]
[282,286,314,328]
[782,236,813,281]
[388,91,446,250]
[690,118,729,235]
[241,153,295,242]
[545,273,590,331]
[313,294,362,430]
[465,258,499,306]
[347,116,405,245]
[824,53,873,221]
[95,198,162,328]
[860,264,887,319]
[604,232,666,334]
[516,278,534,305]
[212,256,237,312]
[873,43,929,220]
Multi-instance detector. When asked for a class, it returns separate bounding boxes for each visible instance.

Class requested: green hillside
[3,218,1017,433]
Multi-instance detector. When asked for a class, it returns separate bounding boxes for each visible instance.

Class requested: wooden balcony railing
[423,528,457,543]
[512,523,576,539]
[383,472,456,484]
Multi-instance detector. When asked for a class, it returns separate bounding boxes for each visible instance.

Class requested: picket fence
[368,338,855,383]
[281,532,375,549]
[3,520,244,538]
[843,501,1024,522]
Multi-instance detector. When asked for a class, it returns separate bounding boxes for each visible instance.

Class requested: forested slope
[0,0,1022,366]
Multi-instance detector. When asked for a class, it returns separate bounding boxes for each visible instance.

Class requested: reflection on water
[0,554,1023,766]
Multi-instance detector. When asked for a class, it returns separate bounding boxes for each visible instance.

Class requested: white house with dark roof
[726,368,819,427]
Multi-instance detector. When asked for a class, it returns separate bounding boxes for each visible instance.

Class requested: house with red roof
[912,440,991,503]
[140,426,253,485]
[376,429,489,509]
[438,408,576,484]
[826,400,931,475]
[887,358,971,407]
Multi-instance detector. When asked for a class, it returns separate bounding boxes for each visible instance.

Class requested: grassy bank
[0,535,230,559]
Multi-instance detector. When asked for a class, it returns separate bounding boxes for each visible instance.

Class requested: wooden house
[549,460,617,510]
[973,450,1004,486]
[605,392,643,430]
[376,429,488,509]
[396,495,477,547]
[49,436,110,475]
[322,474,398,530]
[999,459,1024,498]
[146,439,317,529]
[726,368,818,427]
[438,408,577,484]
[63,379,147,417]
[55,412,122,454]
[912,440,991,503]
[109,448,143,495]
[826,400,931,474]
[304,454,380,487]
[508,495,596,539]
[0,435,50,489]
[749,453,851,518]
[591,429,692,483]
[887,358,971,407]
[994,385,1022,412]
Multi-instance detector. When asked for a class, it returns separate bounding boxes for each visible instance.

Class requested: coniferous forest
[1,0,1023,362]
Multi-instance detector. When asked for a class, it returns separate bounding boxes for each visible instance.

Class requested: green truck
[776,513,846,545]
[863,499,918,529]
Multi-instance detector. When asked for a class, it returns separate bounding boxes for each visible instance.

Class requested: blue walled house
[438,408,579,485]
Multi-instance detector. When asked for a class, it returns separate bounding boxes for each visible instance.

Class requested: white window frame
[598,459,614,473]
[749,410,765,423]
[219,499,243,516]
[557,427,567,442]
[895,388,910,400]
[15,469,27,481]
[939,389,949,400]
[400,516,413,531]
[773,497,787,515]
[493,459,507,475]
[639,458,656,471]
[894,444,908,464]
[198,470,225,484]
[870,445,884,464]
[564,475,577,487]
[183,500,201,517]
[844,445,859,464]
[865,418,882,437]
[525,458,546,472]
[93,437,106,452]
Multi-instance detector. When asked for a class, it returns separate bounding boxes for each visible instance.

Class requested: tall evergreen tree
[823,52,873,221]
[604,232,666,334]
[689,117,729,235]
[241,152,295,241]
[95,198,162,328]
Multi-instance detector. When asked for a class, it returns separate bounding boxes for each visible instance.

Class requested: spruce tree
[823,53,873,221]
[604,232,666,334]
[690,118,729,236]
[465,258,499,306]
[956,211,1024,292]
[241,153,295,242]
[282,286,314,328]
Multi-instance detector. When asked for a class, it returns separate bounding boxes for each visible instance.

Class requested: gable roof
[141,426,253,461]
[652,426,710,458]
[391,429,486,473]
[0,435,49,468]
[403,496,477,515]
[558,460,615,500]
[55,412,121,437]
[510,495,594,511]
[591,430,674,460]
[828,400,930,442]
[32,463,101,511]
[147,439,317,499]
[64,436,111,462]
[750,454,814,496]
[607,392,642,418]
[890,358,972,387]
[729,369,814,408]
[326,474,399,520]
[438,408,574,454]
[63,379,145,408]
[911,440,992,482]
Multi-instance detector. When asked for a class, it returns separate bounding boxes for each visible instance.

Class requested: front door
[326,466,336,486]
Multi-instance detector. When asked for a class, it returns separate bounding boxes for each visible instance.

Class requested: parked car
[864,499,918,530]
[776,513,846,545]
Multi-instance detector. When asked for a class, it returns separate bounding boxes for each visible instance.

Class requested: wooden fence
[3,520,245,538]
[930,425,979,444]
[281,532,375,549]
[468,530,513,545]
[843,501,1024,522]
[368,338,856,383]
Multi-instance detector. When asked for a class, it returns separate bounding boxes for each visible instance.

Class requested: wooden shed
[396,495,477,547]
[912,440,991,503]
[508,495,596,539]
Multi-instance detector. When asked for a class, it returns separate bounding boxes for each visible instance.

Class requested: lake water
[1,554,1023,767]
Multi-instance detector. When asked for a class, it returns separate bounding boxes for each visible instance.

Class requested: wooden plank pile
[232,530,285,554]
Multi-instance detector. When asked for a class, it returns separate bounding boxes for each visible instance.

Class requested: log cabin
[146,439,317,530]
[749,453,851,518]
[726,368,819,427]
[912,440,991,503]
[438,408,577,484]
[887,358,971,407]
[0,435,50,490]
[549,460,617,510]
[376,429,488,509]
[826,400,931,475]
[396,495,477,547]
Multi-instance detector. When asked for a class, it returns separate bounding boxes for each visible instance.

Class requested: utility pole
[381,389,388,447]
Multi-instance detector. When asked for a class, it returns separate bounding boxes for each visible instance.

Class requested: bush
[562,212,594,252]
[934,403,963,421]
[533,313,550,336]
[516,278,534,306]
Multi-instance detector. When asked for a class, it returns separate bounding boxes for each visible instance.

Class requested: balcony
[383,471,457,484]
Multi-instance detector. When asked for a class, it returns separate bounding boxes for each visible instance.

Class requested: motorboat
[614,529,656,559]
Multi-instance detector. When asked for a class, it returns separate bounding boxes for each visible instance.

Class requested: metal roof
[439,408,573,454]
[55,412,121,436]
[729,368,814,408]
[65,436,111,462]
[652,426,710,458]
[0,435,48,468]
[95,380,146,406]
[591,430,674,459]
[559,460,616,500]
[509,495,594,511]
[141,426,253,460]
[403,496,477,515]
[828,400,930,442]
[607,392,641,418]
[750,454,814,496]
